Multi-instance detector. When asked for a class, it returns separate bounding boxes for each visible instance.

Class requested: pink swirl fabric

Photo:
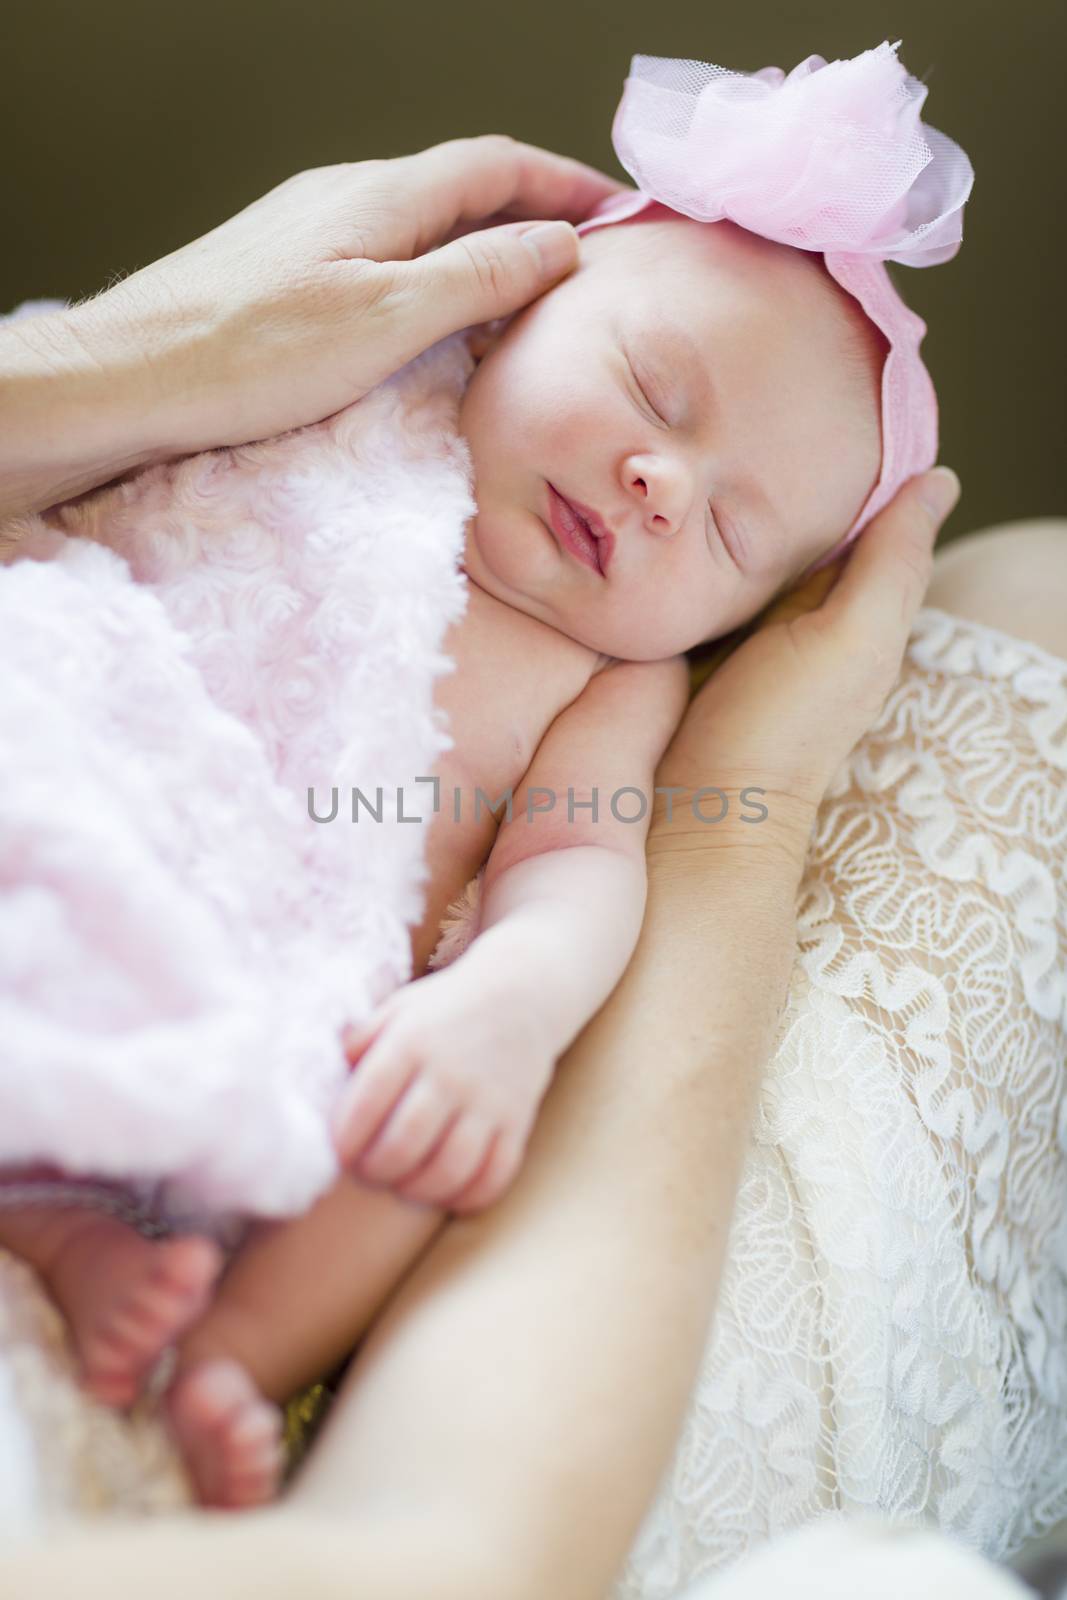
[575,40,975,576]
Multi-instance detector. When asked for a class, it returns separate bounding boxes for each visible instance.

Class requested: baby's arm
[334,653,691,1213]
[462,652,692,1053]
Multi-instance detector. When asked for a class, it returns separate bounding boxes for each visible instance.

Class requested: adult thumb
[394,219,579,344]
[820,466,962,645]
[916,465,964,523]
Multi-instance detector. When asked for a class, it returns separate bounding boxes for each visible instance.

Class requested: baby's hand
[333,965,558,1215]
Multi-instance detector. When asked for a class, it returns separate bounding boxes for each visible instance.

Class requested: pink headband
[574,40,975,578]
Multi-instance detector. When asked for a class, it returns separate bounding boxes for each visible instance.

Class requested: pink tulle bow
[607,40,974,267]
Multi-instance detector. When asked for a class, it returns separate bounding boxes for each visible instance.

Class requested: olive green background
[3,0,1063,539]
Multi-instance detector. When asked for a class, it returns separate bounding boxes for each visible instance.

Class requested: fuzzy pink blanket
[0,302,476,1229]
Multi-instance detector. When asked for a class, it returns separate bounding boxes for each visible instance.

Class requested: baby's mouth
[546,484,605,577]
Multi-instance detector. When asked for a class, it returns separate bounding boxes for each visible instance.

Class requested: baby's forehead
[576,223,723,334]
[580,215,826,322]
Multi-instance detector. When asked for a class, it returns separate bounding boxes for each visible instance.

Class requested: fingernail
[518,221,578,275]
[919,467,961,520]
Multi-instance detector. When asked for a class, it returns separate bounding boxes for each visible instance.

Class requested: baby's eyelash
[627,358,667,426]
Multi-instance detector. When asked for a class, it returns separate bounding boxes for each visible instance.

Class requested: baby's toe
[164,1358,285,1509]
[82,1237,223,1404]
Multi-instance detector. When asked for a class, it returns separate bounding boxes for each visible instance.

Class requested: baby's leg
[165,1173,445,1507]
[176,1175,446,1400]
[0,1178,223,1408]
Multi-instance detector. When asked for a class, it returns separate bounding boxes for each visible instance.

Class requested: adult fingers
[818,467,962,652]
[382,215,583,357]
[381,134,627,261]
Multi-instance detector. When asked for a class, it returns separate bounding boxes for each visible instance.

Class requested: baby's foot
[44,1213,225,1408]
[163,1357,286,1509]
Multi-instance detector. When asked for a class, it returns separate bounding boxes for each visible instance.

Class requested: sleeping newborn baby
[460,208,885,665]
[0,206,887,1506]
[0,39,968,1509]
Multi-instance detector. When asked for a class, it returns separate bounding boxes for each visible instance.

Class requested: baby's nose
[629,474,685,538]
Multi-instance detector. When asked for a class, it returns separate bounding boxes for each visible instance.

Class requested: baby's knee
[925,518,1067,661]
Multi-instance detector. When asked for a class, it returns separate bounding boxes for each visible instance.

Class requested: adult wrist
[0,285,207,519]
[646,779,816,885]
[640,809,804,1071]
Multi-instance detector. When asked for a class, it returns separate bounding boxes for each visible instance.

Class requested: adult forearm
[641,785,813,1061]
[287,809,811,1600]
[502,826,807,1599]
[0,291,202,520]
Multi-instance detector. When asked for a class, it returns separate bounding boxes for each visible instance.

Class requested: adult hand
[651,467,963,863]
[1,135,626,517]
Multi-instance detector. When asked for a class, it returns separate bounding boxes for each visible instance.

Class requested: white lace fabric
[1,604,1065,1594]
[610,605,1067,1596]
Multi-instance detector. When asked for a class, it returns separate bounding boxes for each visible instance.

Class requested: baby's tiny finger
[356,1078,454,1187]
[332,1054,415,1167]
[340,1006,390,1062]
[448,1131,523,1215]
[392,1113,492,1209]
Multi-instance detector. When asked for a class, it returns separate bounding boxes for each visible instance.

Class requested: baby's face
[457,208,884,661]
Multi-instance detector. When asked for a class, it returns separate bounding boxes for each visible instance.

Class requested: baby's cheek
[541,406,582,458]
